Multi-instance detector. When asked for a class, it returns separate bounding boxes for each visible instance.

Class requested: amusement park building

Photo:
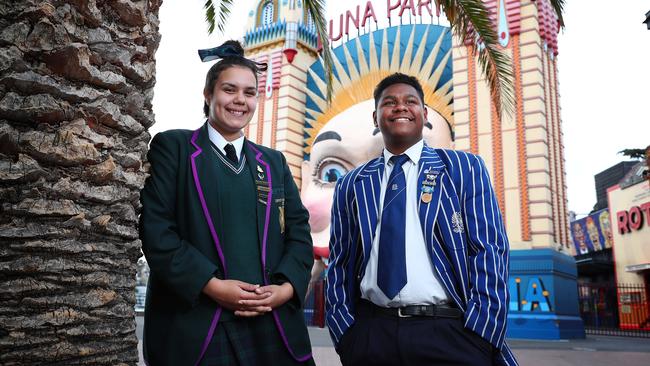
[240,0,583,339]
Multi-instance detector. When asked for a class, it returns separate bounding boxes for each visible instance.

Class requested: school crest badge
[451,212,464,234]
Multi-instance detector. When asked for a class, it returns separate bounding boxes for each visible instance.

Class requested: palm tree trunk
[0,1,161,364]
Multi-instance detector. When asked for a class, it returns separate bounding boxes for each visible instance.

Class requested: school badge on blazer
[451,211,465,233]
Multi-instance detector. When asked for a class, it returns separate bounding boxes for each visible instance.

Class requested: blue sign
[509,277,552,312]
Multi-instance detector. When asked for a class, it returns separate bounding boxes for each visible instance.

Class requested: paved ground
[136,316,650,365]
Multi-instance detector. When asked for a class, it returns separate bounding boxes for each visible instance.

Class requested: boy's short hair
[373,73,425,108]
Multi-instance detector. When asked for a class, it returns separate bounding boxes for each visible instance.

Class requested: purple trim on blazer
[270,304,312,362]
[190,129,227,274]
[250,145,272,268]
[190,128,226,365]
[247,142,313,363]
[193,308,222,366]
[247,143,271,270]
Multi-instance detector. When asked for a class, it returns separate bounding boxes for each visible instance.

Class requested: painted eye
[317,160,348,183]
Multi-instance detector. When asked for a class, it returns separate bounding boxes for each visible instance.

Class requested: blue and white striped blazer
[325,145,518,366]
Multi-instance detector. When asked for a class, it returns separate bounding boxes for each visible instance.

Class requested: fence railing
[578,282,650,337]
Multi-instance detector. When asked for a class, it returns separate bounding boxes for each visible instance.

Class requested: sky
[152,0,650,218]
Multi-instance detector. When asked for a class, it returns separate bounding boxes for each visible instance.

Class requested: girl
[140,40,314,366]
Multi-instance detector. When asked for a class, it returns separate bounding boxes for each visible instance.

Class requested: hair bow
[198,44,242,62]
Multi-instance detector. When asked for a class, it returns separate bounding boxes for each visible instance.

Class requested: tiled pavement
[136,316,650,365]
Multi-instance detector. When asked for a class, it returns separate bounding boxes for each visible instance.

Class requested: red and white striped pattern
[464,0,522,46]
[254,51,283,94]
[534,0,559,55]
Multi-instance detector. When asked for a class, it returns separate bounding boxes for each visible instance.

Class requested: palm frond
[618,148,647,160]
[303,0,333,102]
[200,0,564,111]
[438,0,514,118]
[203,0,234,34]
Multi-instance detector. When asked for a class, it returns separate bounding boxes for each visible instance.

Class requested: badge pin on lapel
[420,184,433,203]
[422,171,438,188]
[421,170,438,203]
[256,165,265,180]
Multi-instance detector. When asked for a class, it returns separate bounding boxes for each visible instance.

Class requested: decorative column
[454,0,583,339]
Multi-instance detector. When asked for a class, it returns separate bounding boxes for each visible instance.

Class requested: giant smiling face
[300,99,453,266]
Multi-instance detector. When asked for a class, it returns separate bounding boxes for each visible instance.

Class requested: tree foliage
[202,0,566,116]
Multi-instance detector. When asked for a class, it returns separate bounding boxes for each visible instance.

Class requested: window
[261,1,274,26]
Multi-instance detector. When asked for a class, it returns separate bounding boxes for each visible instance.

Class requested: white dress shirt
[360,139,450,307]
[207,122,244,160]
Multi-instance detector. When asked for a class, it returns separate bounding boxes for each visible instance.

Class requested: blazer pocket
[444,193,461,210]
[273,187,285,201]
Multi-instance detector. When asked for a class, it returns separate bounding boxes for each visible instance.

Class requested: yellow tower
[452,0,583,339]
[243,0,320,185]
[452,0,569,253]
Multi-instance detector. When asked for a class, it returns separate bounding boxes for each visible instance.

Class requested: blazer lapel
[417,146,466,308]
[353,157,384,274]
[416,148,445,237]
[189,124,228,274]
[244,141,272,279]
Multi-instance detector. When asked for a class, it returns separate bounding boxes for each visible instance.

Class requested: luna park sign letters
[328,0,439,41]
